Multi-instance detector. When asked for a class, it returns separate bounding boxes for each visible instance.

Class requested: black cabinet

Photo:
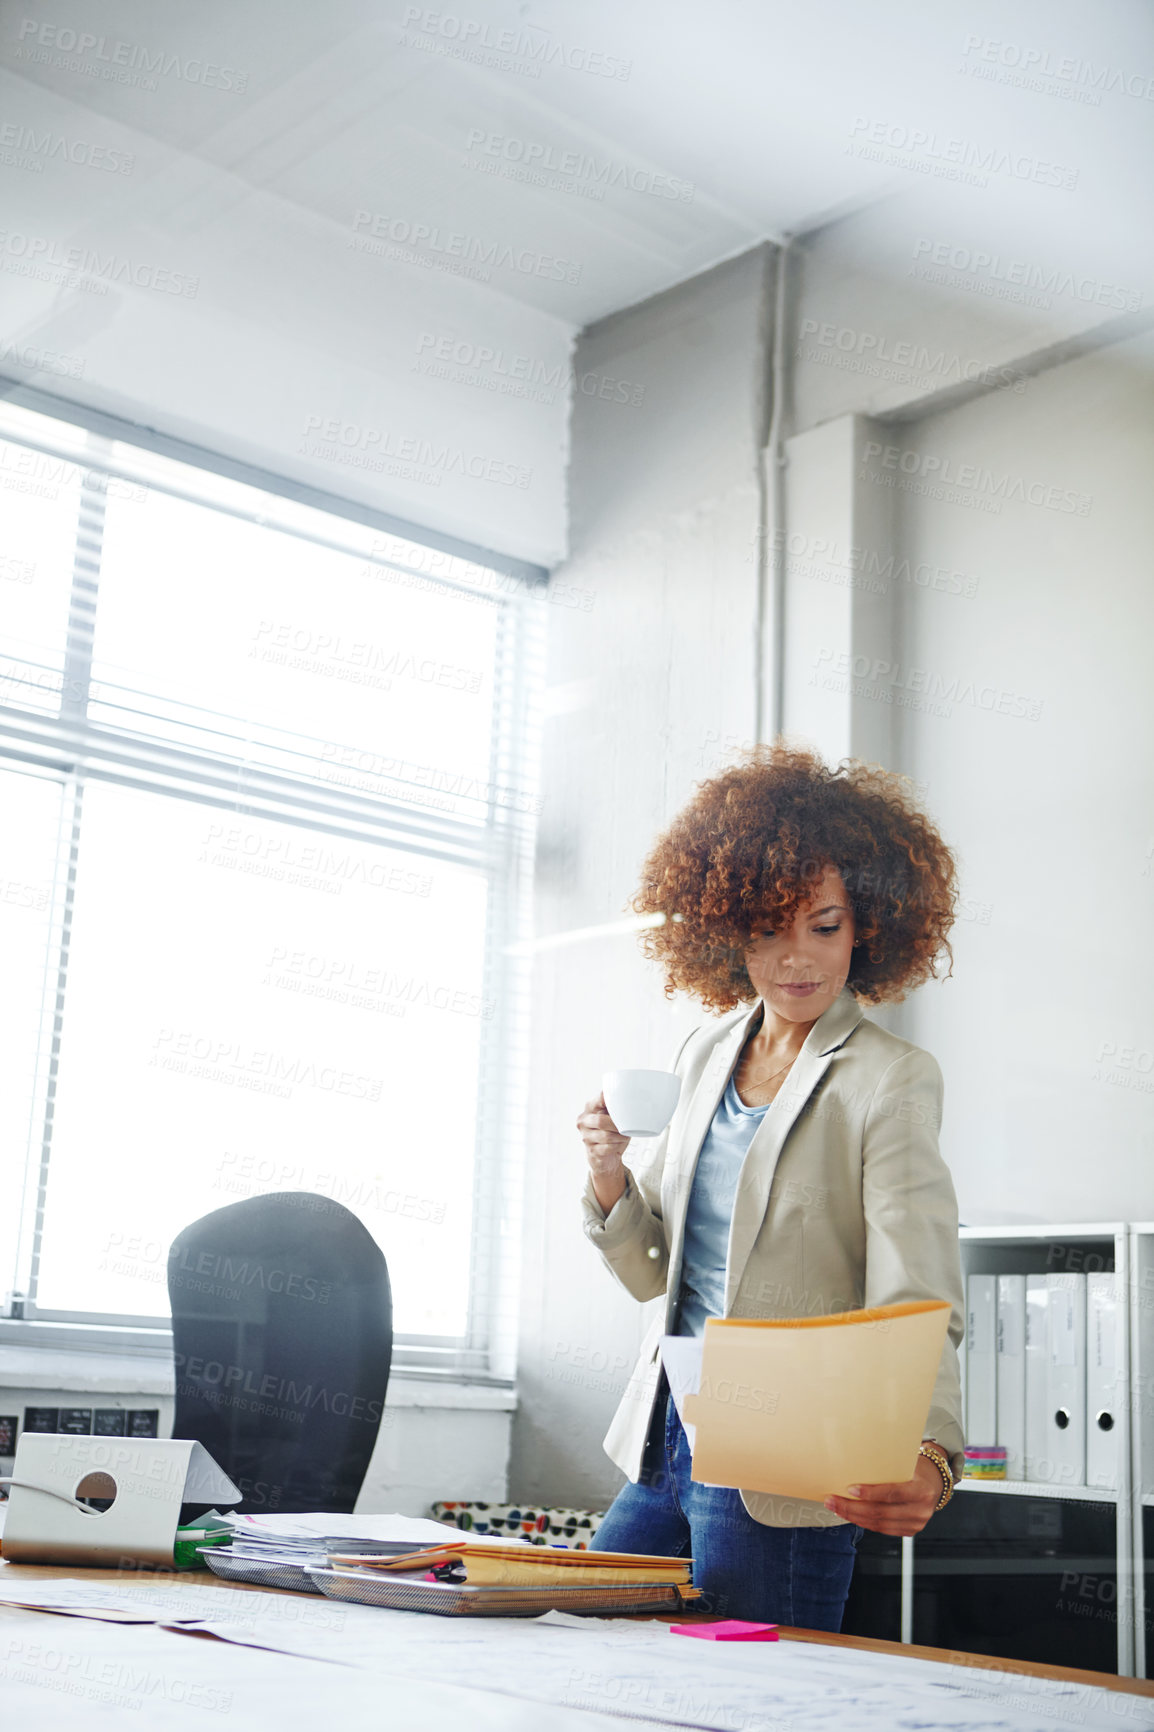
[842,1528,903,1642]
[911,1491,1119,1674]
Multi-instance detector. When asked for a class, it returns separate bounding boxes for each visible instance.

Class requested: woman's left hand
[823,1452,944,1537]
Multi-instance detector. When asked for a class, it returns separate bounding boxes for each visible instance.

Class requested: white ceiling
[3,0,1151,565]
[5,0,1151,328]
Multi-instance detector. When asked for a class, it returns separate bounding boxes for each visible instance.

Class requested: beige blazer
[581,986,966,1528]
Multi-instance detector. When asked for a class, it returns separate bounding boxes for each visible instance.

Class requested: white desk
[1,1561,1152,1731]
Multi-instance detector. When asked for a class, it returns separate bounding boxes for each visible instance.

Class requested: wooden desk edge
[1,1560,1150,1699]
[776,1625,1154,1698]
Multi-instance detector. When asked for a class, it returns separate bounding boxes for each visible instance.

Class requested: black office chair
[168,1192,392,1513]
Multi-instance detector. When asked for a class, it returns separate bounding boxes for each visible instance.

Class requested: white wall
[508,246,775,1511]
[886,329,1154,1223]
[356,1383,512,1516]
[781,204,1154,1224]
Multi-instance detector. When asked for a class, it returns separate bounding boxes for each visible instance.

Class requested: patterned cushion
[430,1501,606,1549]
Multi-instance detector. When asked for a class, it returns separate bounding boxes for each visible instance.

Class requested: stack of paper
[327,1541,693,1588]
[227,1512,482,1546]
[201,1511,504,1594]
[197,1513,703,1617]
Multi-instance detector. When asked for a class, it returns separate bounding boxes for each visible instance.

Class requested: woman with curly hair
[577,742,965,1631]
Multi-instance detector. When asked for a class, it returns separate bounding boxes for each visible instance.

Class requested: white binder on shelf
[965,1273,997,1447]
[1025,1275,1051,1483]
[996,1274,1027,1480]
[1048,1272,1087,1489]
[1025,1273,1086,1488]
[1086,1271,1120,1492]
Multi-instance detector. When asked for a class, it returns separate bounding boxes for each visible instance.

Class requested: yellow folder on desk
[681,1300,951,1503]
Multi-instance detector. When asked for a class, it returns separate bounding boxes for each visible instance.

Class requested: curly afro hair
[630,741,958,1012]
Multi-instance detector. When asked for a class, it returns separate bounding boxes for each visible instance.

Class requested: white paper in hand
[660,1336,703,1449]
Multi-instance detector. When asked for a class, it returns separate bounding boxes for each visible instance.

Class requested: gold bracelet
[918,1442,954,1511]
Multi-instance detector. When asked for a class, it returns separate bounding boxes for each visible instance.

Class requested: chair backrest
[168,1192,392,1514]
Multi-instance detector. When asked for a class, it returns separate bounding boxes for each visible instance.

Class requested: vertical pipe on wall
[755,236,794,746]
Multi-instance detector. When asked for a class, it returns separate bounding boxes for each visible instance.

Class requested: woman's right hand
[576,1092,630,1214]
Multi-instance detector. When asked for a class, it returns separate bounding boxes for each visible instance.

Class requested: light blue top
[674,1073,771,1337]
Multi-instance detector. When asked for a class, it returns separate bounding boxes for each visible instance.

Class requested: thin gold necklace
[741,1053,798,1091]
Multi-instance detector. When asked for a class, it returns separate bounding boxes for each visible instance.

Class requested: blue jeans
[590,1393,863,1631]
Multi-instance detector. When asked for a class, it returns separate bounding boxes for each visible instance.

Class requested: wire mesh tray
[201,1550,324,1594]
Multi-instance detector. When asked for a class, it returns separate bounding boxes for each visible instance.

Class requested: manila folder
[682,1300,951,1503]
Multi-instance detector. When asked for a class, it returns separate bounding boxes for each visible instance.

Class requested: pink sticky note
[671,1620,779,1641]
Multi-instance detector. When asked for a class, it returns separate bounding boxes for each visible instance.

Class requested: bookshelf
[956,1478,1116,1502]
[842,1219,1143,1676]
[849,1225,1138,1674]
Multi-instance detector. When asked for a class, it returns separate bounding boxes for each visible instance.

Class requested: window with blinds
[0,392,544,1383]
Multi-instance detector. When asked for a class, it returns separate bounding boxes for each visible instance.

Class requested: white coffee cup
[602,1069,682,1139]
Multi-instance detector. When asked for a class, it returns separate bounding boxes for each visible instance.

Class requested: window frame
[0,376,546,1385]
